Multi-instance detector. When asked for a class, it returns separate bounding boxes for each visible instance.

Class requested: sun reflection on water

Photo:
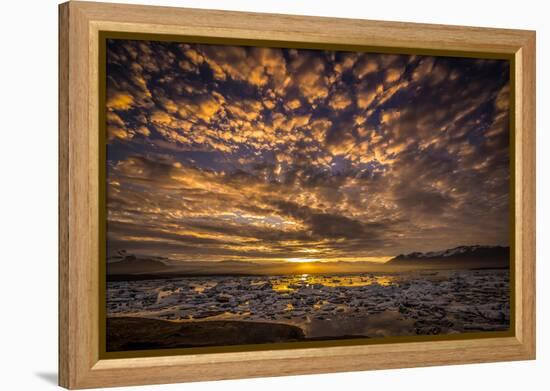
[271,274,396,292]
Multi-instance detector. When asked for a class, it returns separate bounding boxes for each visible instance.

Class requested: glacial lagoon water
[107,269,510,338]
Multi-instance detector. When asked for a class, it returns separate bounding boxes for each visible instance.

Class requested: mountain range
[387,245,510,269]
[106,245,510,280]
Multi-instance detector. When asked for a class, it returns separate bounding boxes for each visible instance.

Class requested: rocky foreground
[107,269,510,348]
[107,317,305,351]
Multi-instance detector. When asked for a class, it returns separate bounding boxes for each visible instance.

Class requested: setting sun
[286,257,320,263]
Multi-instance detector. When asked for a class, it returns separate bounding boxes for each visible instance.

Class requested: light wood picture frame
[59,1,536,389]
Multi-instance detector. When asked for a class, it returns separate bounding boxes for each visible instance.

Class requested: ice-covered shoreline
[107,269,510,338]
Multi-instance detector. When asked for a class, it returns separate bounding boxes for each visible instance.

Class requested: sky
[105,38,510,264]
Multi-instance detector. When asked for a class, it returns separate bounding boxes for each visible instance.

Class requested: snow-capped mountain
[388,245,510,269]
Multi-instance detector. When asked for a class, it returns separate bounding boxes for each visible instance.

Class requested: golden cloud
[107,92,135,111]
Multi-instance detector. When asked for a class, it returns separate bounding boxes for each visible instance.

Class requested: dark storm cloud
[271,200,386,241]
[105,39,510,262]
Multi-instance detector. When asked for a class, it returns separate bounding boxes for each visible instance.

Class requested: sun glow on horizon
[283,256,393,264]
[286,257,320,263]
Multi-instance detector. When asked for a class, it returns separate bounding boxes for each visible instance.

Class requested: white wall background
[0,0,546,389]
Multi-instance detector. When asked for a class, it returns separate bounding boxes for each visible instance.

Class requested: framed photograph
[59,1,536,389]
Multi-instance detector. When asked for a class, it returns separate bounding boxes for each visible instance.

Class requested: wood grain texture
[518,34,536,354]
[58,3,70,387]
[58,1,536,388]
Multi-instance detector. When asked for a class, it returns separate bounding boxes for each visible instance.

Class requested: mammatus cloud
[105,39,510,263]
